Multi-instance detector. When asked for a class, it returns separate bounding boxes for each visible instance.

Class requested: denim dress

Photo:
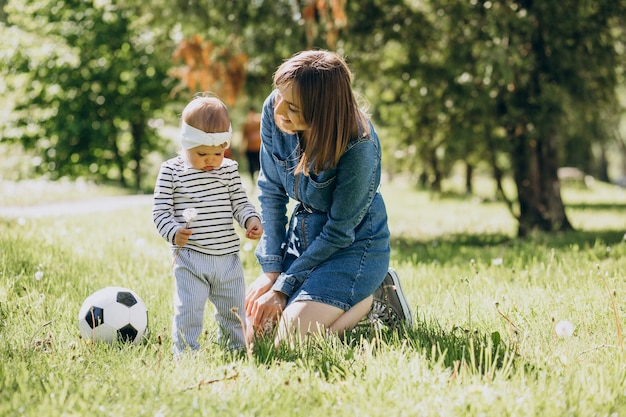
[255,90,390,311]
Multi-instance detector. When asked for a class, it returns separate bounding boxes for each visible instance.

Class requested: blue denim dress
[255,90,390,311]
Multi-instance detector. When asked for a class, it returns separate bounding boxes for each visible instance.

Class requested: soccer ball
[78,286,148,344]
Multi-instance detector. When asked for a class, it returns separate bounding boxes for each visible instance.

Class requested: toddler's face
[185,145,225,171]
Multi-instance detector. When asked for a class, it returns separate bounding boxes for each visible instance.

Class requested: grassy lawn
[1,177,625,416]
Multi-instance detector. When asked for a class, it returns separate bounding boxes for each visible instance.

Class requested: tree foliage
[168,35,248,106]
[341,0,625,236]
[1,0,624,236]
[3,0,174,190]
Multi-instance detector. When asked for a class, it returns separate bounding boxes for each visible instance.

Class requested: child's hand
[173,228,192,246]
[245,217,263,239]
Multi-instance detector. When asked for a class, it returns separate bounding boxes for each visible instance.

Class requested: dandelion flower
[492,257,503,266]
[555,320,574,337]
[183,208,198,224]
[35,271,44,281]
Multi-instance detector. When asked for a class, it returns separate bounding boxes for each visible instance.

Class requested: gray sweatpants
[172,249,246,354]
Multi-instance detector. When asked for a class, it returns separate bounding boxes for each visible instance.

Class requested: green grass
[1,177,625,416]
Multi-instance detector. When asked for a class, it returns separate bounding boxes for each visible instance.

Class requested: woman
[245,50,411,344]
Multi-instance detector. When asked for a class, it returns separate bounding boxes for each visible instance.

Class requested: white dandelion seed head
[182,208,198,223]
[492,257,503,266]
[18,217,27,226]
[35,271,44,281]
[555,320,574,337]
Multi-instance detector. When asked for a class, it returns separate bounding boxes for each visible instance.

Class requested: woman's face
[274,83,308,134]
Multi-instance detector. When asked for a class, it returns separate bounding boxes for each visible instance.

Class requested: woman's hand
[249,290,287,332]
[245,272,278,313]
[245,272,285,331]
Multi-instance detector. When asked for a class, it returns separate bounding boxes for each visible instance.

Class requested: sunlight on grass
[0,177,132,206]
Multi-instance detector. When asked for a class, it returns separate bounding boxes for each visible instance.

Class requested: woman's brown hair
[273,50,367,175]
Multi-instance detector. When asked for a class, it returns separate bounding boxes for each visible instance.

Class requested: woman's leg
[276,301,343,345]
[275,297,373,346]
[329,295,373,335]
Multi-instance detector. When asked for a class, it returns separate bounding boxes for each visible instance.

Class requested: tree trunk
[430,148,442,193]
[597,144,610,183]
[111,134,127,188]
[465,162,473,195]
[618,136,626,184]
[510,127,573,237]
[505,2,575,237]
[131,122,144,192]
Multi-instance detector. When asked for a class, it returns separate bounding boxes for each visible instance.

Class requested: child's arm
[153,163,185,245]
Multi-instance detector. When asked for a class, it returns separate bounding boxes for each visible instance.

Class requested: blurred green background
[1,0,625,236]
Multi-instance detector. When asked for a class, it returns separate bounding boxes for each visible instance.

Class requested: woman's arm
[254,93,290,273]
[272,136,382,296]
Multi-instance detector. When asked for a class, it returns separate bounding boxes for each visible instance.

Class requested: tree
[3,0,174,191]
[344,0,625,237]
[1,0,346,188]
[488,0,624,236]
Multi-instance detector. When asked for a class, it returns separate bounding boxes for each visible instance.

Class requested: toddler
[153,95,262,354]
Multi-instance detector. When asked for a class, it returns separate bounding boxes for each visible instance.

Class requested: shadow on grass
[391,229,625,267]
[249,315,517,381]
[565,202,626,211]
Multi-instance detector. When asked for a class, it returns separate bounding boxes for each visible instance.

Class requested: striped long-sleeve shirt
[153,155,260,256]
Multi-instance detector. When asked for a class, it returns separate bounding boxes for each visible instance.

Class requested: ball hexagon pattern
[78,286,148,344]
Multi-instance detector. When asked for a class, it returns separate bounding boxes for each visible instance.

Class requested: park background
[1,1,626,416]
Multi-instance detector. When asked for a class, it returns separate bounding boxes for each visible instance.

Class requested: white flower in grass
[35,271,44,281]
[492,257,503,266]
[555,320,574,337]
[182,208,198,224]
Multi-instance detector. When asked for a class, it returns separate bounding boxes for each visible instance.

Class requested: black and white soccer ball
[78,286,148,344]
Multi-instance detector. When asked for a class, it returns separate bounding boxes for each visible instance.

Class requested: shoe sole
[386,267,413,327]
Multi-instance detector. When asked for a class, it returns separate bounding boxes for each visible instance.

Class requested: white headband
[180,121,232,149]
